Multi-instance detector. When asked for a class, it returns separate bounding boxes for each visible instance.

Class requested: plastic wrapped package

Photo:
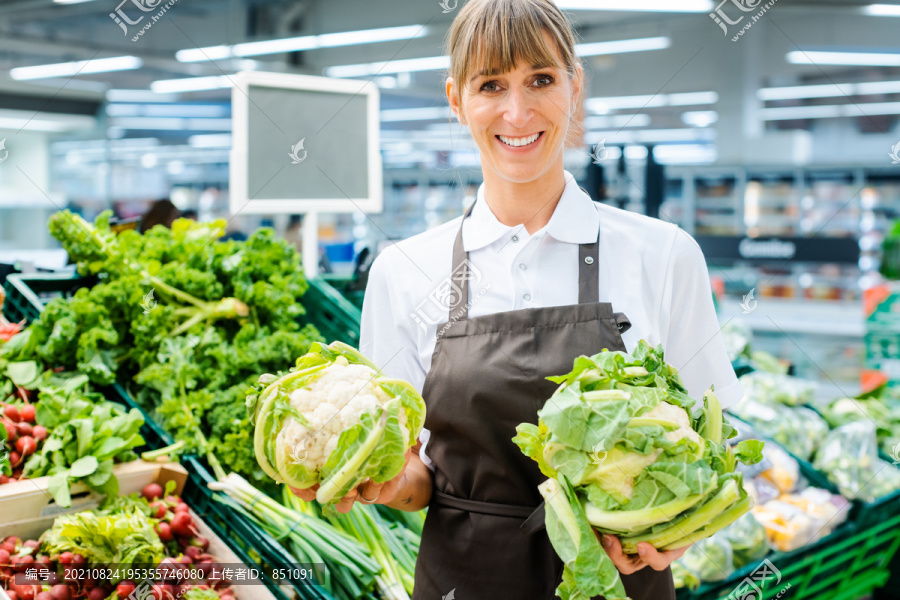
[678,533,734,582]
[757,443,800,494]
[739,371,817,406]
[745,476,782,505]
[813,421,900,502]
[728,399,828,460]
[821,394,900,459]
[778,487,850,529]
[721,512,770,568]
[671,561,701,591]
[721,320,753,362]
[751,499,823,552]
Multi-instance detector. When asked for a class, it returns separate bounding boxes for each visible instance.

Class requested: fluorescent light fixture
[555,0,713,12]
[189,134,232,148]
[862,4,900,16]
[380,107,451,121]
[150,75,234,93]
[586,91,717,113]
[681,110,718,127]
[105,104,230,118]
[0,109,95,132]
[109,117,232,130]
[325,55,449,78]
[787,50,900,66]
[761,101,900,120]
[176,25,427,62]
[575,37,670,56]
[107,89,178,102]
[584,128,716,144]
[10,56,141,80]
[758,80,900,100]
[583,114,651,128]
[53,0,96,4]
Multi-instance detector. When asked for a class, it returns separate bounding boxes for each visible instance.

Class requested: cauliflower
[247,341,426,505]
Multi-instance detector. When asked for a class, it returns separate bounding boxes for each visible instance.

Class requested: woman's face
[447,31,582,184]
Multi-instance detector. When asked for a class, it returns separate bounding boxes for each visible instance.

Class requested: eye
[533,74,555,88]
[480,80,501,92]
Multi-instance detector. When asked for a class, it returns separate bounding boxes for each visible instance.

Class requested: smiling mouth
[496,132,543,147]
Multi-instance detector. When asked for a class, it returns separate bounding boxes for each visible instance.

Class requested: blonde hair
[446,0,585,146]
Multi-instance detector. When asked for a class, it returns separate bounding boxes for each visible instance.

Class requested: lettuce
[514,340,764,600]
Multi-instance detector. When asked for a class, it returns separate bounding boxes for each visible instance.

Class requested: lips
[496,132,543,147]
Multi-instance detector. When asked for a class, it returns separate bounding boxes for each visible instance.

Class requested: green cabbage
[515,341,764,600]
[247,341,426,504]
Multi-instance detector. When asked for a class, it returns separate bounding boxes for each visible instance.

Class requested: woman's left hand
[599,533,691,574]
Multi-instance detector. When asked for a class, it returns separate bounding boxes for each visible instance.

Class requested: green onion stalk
[208,474,383,600]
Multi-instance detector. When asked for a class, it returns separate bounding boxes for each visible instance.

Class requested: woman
[295,1,743,598]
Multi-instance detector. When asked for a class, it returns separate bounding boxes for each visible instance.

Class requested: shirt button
[511,235,519,243]
[519,263,527,271]
[523,293,531,301]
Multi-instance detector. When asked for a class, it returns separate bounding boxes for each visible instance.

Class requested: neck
[481,165,569,234]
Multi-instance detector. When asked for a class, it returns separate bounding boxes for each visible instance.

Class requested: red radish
[19,405,35,423]
[169,513,196,537]
[15,437,36,457]
[3,421,16,441]
[0,548,9,566]
[164,495,179,505]
[0,474,8,484]
[189,537,209,552]
[57,552,73,565]
[116,581,136,599]
[36,592,53,600]
[31,426,47,442]
[3,405,19,422]
[16,554,34,572]
[37,555,52,567]
[1,541,16,554]
[71,554,86,566]
[178,555,192,565]
[7,591,19,600]
[9,451,21,466]
[15,423,33,438]
[142,483,163,501]
[150,584,165,600]
[15,584,40,600]
[23,540,39,550]
[155,522,173,542]
[87,587,105,600]
[184,547,200,560]
[3,536,20,547]
[49,585,70,600]
[174,503,189,514]
[149,501,167,518]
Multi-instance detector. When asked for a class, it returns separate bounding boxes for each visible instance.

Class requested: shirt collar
[462,170,600,251]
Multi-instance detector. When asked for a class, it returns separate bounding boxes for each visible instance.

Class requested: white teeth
[498,133,540,147]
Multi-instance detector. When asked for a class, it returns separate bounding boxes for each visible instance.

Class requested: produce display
[820,386,900,459]
[211,473,422,600]
[513,341,764,600]
[677,534,733,583]
[246,341,425,505]
[813,421,900,503]
[2,211,323,486]
[0,482,234,600]
[738,371,817,407]
[727,399,828,461]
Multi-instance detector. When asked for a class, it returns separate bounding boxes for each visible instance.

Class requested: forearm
[385,452,433,511]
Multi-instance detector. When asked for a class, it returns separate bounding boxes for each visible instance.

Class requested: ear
[446,76,466,125]
[571,62,584,115]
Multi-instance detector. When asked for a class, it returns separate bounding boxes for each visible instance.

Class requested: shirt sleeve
[359,248,435,470]
[661,229,744,409]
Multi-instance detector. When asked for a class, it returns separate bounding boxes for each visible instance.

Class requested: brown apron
[412,202,676,600]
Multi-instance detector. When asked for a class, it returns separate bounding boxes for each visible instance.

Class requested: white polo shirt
[360,170,743,469]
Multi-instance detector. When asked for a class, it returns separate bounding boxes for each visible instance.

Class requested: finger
[636,543,674,571]
[289,486,318,501]
[335,492,357,514]
[601,535,646,575]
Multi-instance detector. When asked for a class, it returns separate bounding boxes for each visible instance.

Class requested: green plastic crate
[301,277,362,346]
[2,273,95,324]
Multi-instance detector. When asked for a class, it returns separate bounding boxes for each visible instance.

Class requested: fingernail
[602,535,611,547]
[637,546,646,556]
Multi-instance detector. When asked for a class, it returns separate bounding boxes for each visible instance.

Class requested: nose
[502,86,533,129]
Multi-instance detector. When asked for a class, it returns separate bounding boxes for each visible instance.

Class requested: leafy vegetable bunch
[4,211,322,485]
[513,341,764,600]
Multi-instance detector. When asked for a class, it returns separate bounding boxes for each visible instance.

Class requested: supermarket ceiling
[0,0,897,139]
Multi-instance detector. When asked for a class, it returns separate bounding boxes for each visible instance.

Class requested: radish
[7,591,19,600]
[71,554,86,566]
[16,423,33,438]
[174,503,189,514]
[0,474,8,484]
[142,483,164,501]
[9,451,21,467]
[49,585,70,600]
[57,552,73,565]
[3,420,17,441]
[0,548,9,566]
[31,426,47,442]
[3,405,19,422]
[15,583,40,600]
[149,501,167,518]
[87,587,105,600]
[23,540,39,550]
[36,592,53,600]
[184,547,200,560]
[16,554,34,572]
[116,581,136,598]
[155,522,173,542]
[19,405,35,423]
[169,513,196,537]
[188,537,209,552]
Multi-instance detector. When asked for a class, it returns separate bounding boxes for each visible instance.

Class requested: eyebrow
[468,64,555,83]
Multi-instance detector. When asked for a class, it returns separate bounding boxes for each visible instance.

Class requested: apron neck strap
[449,200,600,321]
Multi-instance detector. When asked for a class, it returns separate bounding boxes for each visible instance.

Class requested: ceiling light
[862,4,900,16]
[555,0,713,12]
[325,56,450,78]
[761,102,900,120]
[107,89,178,102]
[584,128,716,144]
[583,114,651,128]
[681,110,719,127]
[176,25,428,62]
[575,37,670,56]
[0,109,95,132]
[10,56,142,80]
[109,117,232,130]
[586,91,717,113]
[787,50,900,66]
[150,76,234,93]
[189,134,232,148]
[758,80,900,100]
[105,104,230,118]
[380,107,451,121]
